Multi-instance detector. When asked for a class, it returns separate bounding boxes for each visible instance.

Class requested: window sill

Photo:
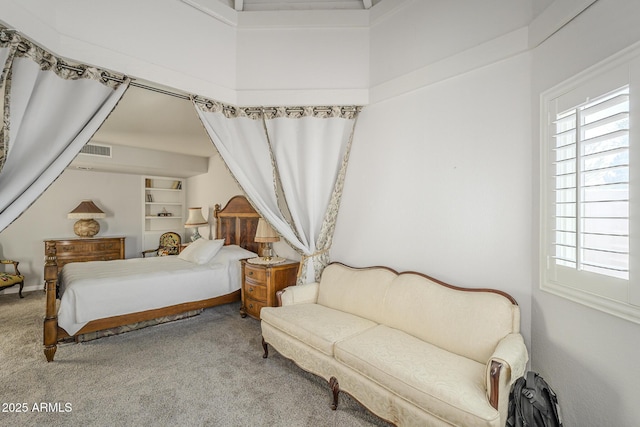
[541,281,640,324]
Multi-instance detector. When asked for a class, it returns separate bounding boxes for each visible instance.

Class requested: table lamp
[254,218,283,262]
[184,207,208,241]
[68,200,106,238]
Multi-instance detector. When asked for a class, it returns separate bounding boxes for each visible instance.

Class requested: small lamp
[185,207,208,241]
[254,218,281,261]
[68,200,106,238]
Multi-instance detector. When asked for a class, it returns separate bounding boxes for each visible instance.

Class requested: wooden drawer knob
[248,287,254,293]
[248,271,254,276]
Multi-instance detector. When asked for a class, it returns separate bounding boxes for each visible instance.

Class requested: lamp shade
[255,218,280,243]
[184,207,207,228]
[67,200,106,219]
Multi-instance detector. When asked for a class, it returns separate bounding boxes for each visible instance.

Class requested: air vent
[79,143,112,158]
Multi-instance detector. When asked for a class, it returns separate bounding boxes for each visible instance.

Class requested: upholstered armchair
[141,232,182,258]
[0,259,24,298]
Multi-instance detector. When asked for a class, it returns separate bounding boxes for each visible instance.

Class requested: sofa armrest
[485,333,528,417]
[279,282,319,306]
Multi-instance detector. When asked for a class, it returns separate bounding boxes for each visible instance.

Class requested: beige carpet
[0,291,391,427]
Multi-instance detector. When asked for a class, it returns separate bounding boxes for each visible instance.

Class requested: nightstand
[240,259,299,319]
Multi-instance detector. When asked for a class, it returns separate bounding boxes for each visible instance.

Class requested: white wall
[0,169,141,293]
[236,24,369,105]
[334,53,533,343]
[332,0,533,344]
[0,0,237,102]
[531,0,640,425]
[370,0,531,86]
[0,0,370,105]
[186,153,244,242]
[187,153,242,241]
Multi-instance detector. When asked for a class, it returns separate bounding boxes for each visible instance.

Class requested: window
[541,45,640,322]
[553,86,629,280]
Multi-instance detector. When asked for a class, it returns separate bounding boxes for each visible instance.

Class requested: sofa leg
[262,337,269,359]
[329,376,340,410]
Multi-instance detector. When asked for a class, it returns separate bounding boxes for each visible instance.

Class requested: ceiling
[91,85,216,158]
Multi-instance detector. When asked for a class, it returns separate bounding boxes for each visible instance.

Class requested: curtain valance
[194,98,360,120]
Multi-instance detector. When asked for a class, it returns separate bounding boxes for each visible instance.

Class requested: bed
[43,195,261,362]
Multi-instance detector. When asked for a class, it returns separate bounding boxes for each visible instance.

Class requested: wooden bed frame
[43,195,260,362]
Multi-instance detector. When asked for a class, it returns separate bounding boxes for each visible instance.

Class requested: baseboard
[0,283,41,296]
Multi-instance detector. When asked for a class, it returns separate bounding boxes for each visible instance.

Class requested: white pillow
[210,245,258,264]
[178,238,225,264]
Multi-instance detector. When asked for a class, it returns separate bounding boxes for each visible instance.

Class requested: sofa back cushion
[383,273,520,364]
[317,263,396,324]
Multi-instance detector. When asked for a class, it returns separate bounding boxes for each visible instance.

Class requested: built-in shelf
[142,176,186,252]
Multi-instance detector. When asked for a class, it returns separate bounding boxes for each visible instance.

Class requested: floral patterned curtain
[194,99,360,283]
[0,25,130,232]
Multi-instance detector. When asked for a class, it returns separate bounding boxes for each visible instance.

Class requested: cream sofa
[260,262,528,426]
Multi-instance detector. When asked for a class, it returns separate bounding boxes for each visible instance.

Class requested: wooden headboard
[214,195,260,255]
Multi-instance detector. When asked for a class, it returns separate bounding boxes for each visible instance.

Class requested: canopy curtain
[194,99,360,283]
[0,26,130,232]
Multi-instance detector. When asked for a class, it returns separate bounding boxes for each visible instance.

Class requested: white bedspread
[58,245,256,335]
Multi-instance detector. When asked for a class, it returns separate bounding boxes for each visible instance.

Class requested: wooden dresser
[44,236,125,276]
[240,259,299,320]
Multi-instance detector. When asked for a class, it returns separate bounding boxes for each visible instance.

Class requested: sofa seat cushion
[261,304,377,357]
[334,325,499,427]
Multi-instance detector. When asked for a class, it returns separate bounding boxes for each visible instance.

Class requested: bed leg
[43,242,58,362]
[43,287,58,361]
[43,342,57,362]
[262,337,269,358]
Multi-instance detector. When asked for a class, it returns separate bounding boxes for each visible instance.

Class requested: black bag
[506,371,563,427]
